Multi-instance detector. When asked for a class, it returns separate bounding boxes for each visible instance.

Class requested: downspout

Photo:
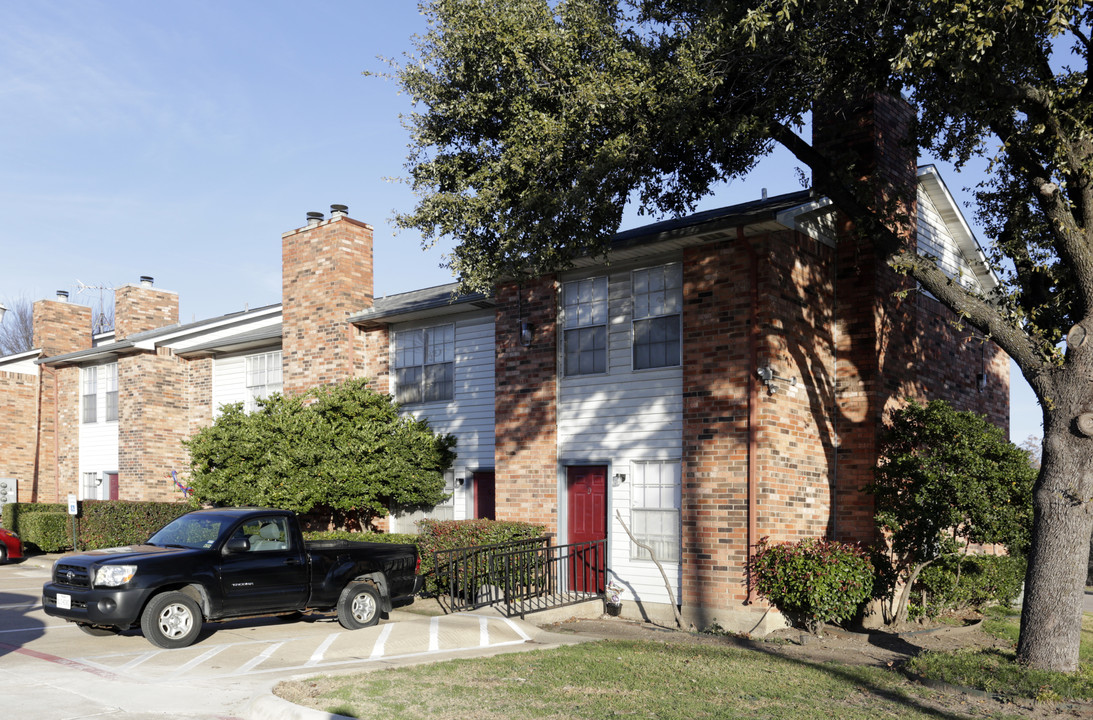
[740,227,760,604]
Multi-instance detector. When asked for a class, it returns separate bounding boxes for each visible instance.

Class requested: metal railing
[433,537,607,617]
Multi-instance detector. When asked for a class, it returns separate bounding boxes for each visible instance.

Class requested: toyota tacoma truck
[42,507,421,648]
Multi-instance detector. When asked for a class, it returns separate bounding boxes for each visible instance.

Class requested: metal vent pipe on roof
[307,211,324,226]
[330,204,348,217]
[140,276,154,288]
[56,290,69,302]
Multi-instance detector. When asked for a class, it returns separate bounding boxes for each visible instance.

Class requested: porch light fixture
[612,473,626,487]
[455,477,465,487]
[520,321,534,347]
[976,372,987,393]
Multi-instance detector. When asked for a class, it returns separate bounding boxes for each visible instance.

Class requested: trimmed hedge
[21,512,73,553]
[304,530,419,545]
[3,501,191,553]
[750,536,874,631]
[77,501,192,550]
[910,554,1027,619]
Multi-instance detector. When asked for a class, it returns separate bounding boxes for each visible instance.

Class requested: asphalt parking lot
[0,556,597,720]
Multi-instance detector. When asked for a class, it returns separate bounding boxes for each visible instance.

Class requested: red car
[0,527,23,563]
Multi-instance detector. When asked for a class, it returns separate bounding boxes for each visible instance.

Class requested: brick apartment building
[0,97,1008,631]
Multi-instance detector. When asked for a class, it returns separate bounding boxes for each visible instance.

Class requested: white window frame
[81,366,98,424]
[104,363,118,422]
[562,276,608,376]
[245,350,283,413]
[632,263,682,370]
[629,461,682,564]
[80,471,109,501]
[393,324,455,404]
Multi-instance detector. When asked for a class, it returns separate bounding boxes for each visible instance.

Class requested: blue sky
[0,0,1041,443]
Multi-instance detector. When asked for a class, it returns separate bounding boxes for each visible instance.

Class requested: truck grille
[53,563,91,589]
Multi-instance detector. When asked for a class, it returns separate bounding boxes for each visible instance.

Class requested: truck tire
[337,581,381,630]
[141,591,202,649]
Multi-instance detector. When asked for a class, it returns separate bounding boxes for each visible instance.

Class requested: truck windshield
[147,514,227,550]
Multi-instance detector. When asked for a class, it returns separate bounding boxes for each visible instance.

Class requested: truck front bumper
[42,583,151,629]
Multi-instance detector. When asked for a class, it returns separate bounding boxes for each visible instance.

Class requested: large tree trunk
[1017,400,1093,673]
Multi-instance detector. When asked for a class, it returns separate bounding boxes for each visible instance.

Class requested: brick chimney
[114,276,179,340]
[281,205,374,395]
[32,291,92,358]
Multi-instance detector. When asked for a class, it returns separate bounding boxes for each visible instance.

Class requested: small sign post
[67,494,78,550]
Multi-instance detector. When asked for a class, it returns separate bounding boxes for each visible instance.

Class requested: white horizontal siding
[558,264,683,605]
[918,187,981,292]
[391,312,496,529]
[211,355,248,415]
[78,364,118,498]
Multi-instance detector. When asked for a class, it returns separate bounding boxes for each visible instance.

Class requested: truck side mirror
[225,537,250,554]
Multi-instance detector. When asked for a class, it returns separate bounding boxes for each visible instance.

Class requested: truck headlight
[94,565,137,587]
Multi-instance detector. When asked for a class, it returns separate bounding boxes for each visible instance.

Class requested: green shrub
[22,512,73,553]
[3,502,66,537]
[77,501,192,550]
[750,537,874,632]
[304,530,419,545]
[416,518,546,594]
[911,554,1026,619]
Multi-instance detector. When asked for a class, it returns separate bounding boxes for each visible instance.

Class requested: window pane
[566,326,606,376]
[634,317,680,370]
[106,391,118,422]
[423,362,454,402]
[395,366,422,404]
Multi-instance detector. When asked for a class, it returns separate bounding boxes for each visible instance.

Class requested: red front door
[474,471,495,519]
[567,465,606,592]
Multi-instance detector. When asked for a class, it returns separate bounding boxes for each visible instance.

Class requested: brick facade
[493,278,560,529]
[114,282,179,340]
[282,213,374,395]
[0,371,38,501]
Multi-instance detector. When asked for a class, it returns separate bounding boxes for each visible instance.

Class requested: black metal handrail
[433,536,607,617]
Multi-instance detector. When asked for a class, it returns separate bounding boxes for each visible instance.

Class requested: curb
[244,694,355,720]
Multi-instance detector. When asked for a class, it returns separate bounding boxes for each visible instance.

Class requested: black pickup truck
[41,507,421,648]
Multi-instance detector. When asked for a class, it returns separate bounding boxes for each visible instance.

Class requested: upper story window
[394,324,454,404]
[81,362,119,424]
[246,351,283,412]
[563,276,607,376]
[81,366,98,423]
[632,263,682,370]
[104,363,118,421]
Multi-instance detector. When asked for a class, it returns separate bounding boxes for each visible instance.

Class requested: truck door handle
[284,558,301,566]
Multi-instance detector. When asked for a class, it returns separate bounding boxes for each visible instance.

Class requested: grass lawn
[906,607,1093,703]
[277,637,1029,719]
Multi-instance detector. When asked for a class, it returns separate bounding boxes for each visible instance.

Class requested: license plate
[56,593,71,610]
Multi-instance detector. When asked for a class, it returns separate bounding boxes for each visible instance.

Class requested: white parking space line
[0,602,39,610]
[306,632,340,666]
[369,623,393,659]
[176,645,228,674]
[119,650,162,671]
[428,616,439,651]
[479,615,489,646]
[236,641,283,674]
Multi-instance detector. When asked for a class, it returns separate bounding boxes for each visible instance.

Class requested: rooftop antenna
[75,279,117,334]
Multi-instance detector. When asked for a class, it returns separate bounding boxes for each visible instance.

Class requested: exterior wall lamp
[612,473,626,487]
[520,321,534,347]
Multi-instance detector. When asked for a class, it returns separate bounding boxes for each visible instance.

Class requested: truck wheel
[141,591,202,649]
[337,582,381,630]
[76,623,119,637]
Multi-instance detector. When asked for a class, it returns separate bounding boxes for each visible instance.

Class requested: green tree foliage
[185,378,456,527]
[393,0,1093,672]
[870,400,1035,624]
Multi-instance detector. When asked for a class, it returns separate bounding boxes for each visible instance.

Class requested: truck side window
[249,518,289,552]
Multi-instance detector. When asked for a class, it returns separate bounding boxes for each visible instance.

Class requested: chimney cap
[56,290,69,302]
[306,211,324,226]
[330,204,349,216]
[139,275,154,288]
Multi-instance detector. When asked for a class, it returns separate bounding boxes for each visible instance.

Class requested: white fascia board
[917,166,999,292]
[775,197,836,246]
[0,349,41,375]
[130,305,283,351]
